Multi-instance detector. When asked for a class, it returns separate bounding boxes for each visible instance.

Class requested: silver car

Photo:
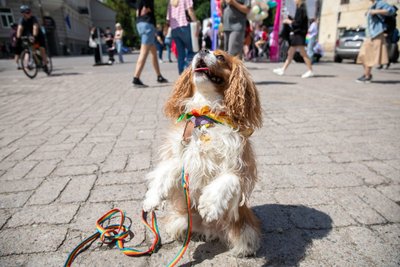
[334,28,366,63]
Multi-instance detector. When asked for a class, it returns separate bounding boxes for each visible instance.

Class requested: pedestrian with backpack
[355,0,396,83]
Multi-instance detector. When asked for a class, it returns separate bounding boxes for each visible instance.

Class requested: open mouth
[194,59,223,84]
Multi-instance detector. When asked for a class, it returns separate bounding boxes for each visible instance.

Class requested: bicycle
[20,36,52,79]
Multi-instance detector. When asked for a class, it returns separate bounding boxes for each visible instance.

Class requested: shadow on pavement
[254,204,332,266]
[372,80,400,84]
[313,75,337,78]
[255,81,297,85]
[50,72,82,77]
[189,204,332,266]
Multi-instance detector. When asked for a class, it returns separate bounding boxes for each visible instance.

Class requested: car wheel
[334,55,342,63]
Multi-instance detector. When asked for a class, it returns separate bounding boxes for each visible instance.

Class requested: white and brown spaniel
[143,49,262,257]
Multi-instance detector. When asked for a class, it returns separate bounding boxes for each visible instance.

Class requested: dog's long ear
[224,58,262,130]
[164,66,195,120]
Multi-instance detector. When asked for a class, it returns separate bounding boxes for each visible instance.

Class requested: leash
[64,168,192,267]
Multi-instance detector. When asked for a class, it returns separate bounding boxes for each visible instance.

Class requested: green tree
[104,0,137,47]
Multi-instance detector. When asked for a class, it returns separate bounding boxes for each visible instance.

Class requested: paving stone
[101,155,129,173]
[6,203,79,227]
[54,164,98,177]
[126,152,151,171]
[24,160,59,179]
[97,171,146,185]
[0,225,68,256]
[0,177,43,193]
[28,177,70,205]
[0,209,11,229]
[59,175,97,203]
[355,187,400,223]
[89,183,147,203]
[0,161,37,181]
[376,185,400,203]
[0,191,31,208]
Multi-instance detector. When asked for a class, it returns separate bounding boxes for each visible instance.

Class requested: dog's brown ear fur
[224,57,262,130]
[164,67,194,120]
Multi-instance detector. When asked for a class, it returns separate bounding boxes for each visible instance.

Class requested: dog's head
[165,49,262,130]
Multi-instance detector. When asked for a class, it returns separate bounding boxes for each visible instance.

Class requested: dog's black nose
[198,49,209,57]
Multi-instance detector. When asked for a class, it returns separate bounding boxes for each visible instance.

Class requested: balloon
[267,0,277,8]
[248,0,269,22]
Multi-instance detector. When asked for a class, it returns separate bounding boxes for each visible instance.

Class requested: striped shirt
[167,0,193,30]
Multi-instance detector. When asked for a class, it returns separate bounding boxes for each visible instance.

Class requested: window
[340,0,350,4]
[0,8,14,28]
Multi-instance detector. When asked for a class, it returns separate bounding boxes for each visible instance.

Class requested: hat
[20,5,31,13]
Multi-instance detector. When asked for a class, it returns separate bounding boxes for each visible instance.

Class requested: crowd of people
[8,0,398,85]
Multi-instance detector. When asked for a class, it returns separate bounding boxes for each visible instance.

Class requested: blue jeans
[307,36,316,59]
[171,25,194,74]
[115,40,124,63]
[165,37,172,61]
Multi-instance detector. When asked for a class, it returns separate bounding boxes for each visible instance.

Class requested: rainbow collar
[177,106,235,128]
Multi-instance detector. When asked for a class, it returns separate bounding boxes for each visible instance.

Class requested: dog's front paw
[198,193,225,222]
[142,194,161,212]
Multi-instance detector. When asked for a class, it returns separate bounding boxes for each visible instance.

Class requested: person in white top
[114,23,124,63]
[306,18,318,59]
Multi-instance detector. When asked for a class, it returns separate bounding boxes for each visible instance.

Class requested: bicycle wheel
[20,49,38,79]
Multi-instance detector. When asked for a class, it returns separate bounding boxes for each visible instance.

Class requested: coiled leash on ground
[64,168,192,267]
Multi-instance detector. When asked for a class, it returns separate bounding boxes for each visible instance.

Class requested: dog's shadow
[189,204,333,266]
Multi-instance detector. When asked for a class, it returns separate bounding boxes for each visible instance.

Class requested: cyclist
[16,5,49,73]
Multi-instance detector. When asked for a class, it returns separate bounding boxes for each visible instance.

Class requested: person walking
[167,0,199,74]
[9,23,21,69]
[273,0,314,78]
[164,26,173,63]
[221,0,251,58]
[90,27,102,65]
[356,0,396,83]
[155,24,165,63]
[104,27,115,64]
[114,22,124,63]
[306,18,318,60]
[132,0,168,87]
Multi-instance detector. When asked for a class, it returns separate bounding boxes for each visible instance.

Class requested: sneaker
[301,70,314,78]
[157,75,168,83]
[273,68,285,76]
[355,75,372,83]
[132,77,148,88]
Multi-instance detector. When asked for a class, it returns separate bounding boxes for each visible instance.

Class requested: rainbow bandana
[177,106,235,128]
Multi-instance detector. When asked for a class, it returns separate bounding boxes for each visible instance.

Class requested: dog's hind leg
[227,205,261,257]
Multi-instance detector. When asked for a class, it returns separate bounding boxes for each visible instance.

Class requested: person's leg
[172,28,186,74]
[95,45,101,64]
[117,40,124,63]
[364,65,372,78]
[150,44,162,76]
[227,31,245,58]
[134,44,150,78]
[166,43,172,62]
[39,47,48,65]
[180,25,195,69]
[282,46,296,71]
[297,46,313,71]
[224,31,230,53]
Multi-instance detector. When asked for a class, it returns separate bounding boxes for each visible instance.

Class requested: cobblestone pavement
[0,54,399,267]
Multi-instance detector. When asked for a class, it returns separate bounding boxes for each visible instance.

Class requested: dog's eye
[216,54,225,61]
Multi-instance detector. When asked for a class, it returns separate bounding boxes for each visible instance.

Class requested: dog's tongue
[194,67,209,72]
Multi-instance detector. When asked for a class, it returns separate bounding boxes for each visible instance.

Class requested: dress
[289,3,308,46]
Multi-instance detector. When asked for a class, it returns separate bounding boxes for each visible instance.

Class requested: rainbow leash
[64,168,191,267]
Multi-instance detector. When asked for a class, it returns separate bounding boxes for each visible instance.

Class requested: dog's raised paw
[142,195,161,212]
[198,194,225,222]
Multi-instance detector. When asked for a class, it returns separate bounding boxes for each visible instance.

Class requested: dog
[143,49,262,257]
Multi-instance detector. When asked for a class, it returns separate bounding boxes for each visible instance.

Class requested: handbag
[89,37,97,48]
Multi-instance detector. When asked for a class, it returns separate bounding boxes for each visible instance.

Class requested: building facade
[319,0,399,54]
[0,0,115,57]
